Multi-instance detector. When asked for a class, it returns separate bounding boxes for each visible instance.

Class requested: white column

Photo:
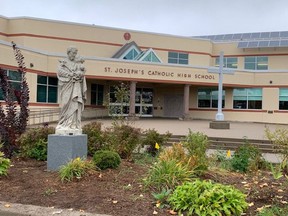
[129,81,136,117]
[183,84,190,118]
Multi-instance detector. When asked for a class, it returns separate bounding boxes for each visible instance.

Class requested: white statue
[55,46,87,135]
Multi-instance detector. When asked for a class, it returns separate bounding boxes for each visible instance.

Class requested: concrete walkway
[0,201,110,216]
[84,118,288,140]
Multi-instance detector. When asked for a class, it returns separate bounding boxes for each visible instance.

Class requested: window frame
[120,45,141,60]
[91,83,104,106]
[168,52,189,65]
[0,69,22,101]
[244,56,268,70]
[108,86,154,117]
[279,88,288,110]
[197,88,225,108]
[215,57,238,68]
[37,75,58,103]
[233,88,262,109]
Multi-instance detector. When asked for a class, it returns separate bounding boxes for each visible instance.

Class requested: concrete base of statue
[209,121,230,129]
[47,134,87,171]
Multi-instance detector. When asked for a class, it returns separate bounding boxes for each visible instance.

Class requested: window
[123,48,140,60]
[233,88,262,109]
[168,52,188,64]
[91,84,104,105]
[198,88,225,108]
[279,88,288,110]
[108,86,154,116]
[0,69,22,101]
[244,56,268,70]
[37,75,58,103]
[135,88,153,116]
[135,49,162,63]
[215,57,238,68]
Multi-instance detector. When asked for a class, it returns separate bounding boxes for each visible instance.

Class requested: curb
[0,202,111,216]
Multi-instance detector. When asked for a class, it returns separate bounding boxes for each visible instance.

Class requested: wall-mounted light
[30,63,34,68]
[269,80,273,84]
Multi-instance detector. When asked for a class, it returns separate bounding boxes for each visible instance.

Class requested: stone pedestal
[47,134,87,171]
[55,128,82,135]
[209,121,230,129]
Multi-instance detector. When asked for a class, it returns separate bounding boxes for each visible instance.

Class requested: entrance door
[163,94,184,118]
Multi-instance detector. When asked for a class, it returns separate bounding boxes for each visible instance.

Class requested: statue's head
[67,46,78,61]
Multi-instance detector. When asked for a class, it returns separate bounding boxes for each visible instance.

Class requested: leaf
[169,209,177,215]
[153,210,158,214]
[259,183,268,188]
[112,200,118,204]
[4,204,11,208]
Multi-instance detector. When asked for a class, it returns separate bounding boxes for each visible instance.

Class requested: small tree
[265,127,288,161]
[106,82,130,119]
[0,42,30,157]
[265,127,288,175]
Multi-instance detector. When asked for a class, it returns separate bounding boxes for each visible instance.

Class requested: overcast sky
[1,0,287,37]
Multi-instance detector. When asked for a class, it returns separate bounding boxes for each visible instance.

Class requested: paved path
[0,201,110,216]
[83,118,288,140]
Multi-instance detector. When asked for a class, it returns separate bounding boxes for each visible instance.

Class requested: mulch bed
[0,157,287,216]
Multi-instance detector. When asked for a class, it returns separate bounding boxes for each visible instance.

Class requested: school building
[1,15,288,124]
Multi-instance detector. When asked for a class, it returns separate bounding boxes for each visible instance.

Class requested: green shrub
[182,130,210,173]
[104,122,141,159]
[208,149,233,170]
[152,187,172,208]
[25,139,47,161]
[141,129,171,156]
[18,126,55,161]
[143,159,194,191]
[93,150,121,170]
[59,157,95,182]
[82,121,104,156]
[168,180,248,216]
[159,143,198,171]
[0,151,10,176]
[231,141,265,173]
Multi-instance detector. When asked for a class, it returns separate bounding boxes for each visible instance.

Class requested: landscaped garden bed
[1,121,288,216]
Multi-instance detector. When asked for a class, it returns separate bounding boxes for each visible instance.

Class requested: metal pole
[216,51,224,121]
